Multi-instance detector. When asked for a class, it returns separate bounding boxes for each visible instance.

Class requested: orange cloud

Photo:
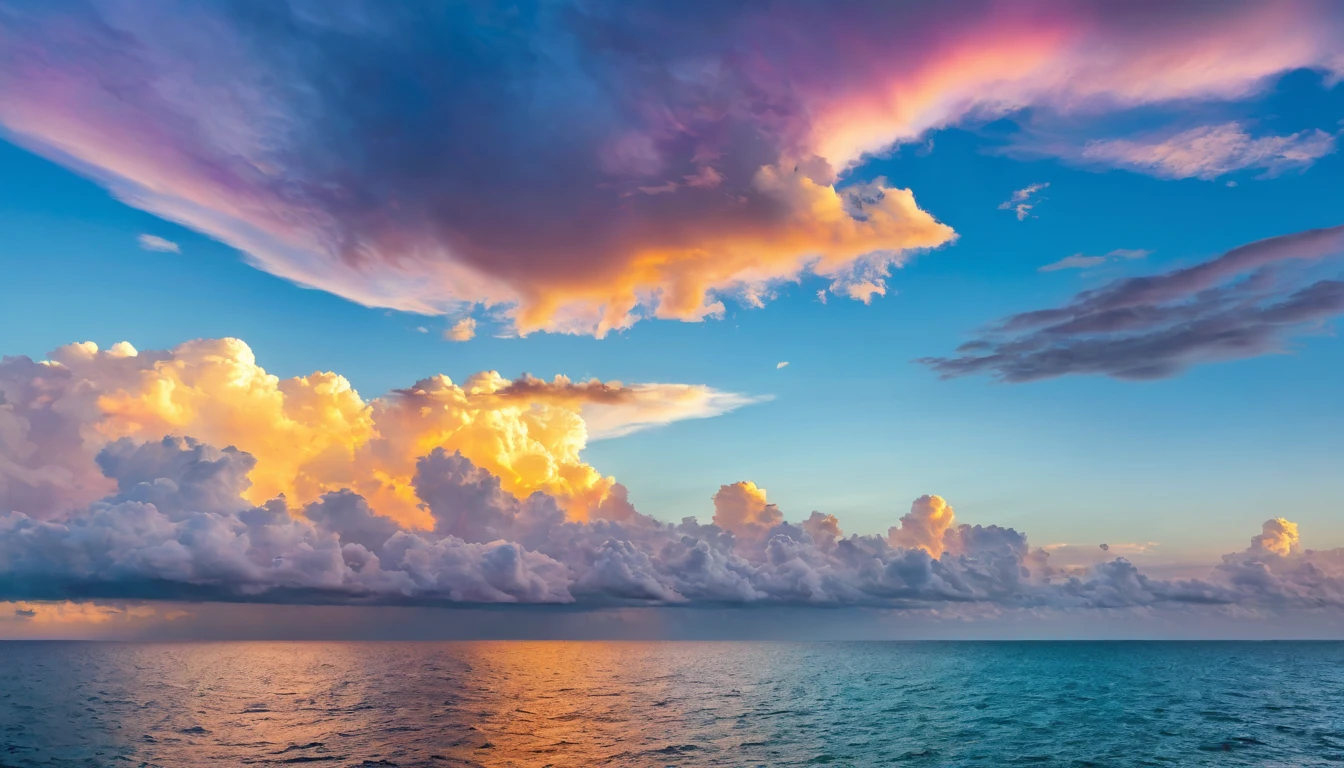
[2,338,756,527]
[1250,518,1301,558]
[510,169,956,336]
[2,601,162,626]
[712,480,783,542]
[888,494,957,557]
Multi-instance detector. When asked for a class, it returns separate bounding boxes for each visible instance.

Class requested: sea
[2,641,1343,767]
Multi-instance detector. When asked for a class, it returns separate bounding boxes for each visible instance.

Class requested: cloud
[999,183,1049,221]
[1039,248,1150,272]
[4,431,1344,614]
[1249,518,1300,558]
[0,337,757,526]
[489,374,766,440]
[2,2,1341,334]
[1,600,165,626]
[776,361,789,369]
[712,481,783,543]
[888,494,958,557]
[136,234,180,253]
[444,318,476,342]
[919,224,1344,381]
[1078,122,1337,180]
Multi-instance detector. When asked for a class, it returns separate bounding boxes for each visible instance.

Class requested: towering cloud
[2,1,1340,334]
[920,225,1344,381]
[888,495,957,557]
[1249,518,1301,558]
[0,337,755,526]
[712,481,783,543]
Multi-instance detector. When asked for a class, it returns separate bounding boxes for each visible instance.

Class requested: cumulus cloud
[136,234,179,253]
[888,495,958,557]
[1249,518,1300,558]
[712,481,783,543]
[3,432,1342,614]
[1040,248,1150,272]
[444,318,476,342]
[1078,122,1337,180]
[2,2,1341,334]
[920,224,1344,381]
[999,183,1050,221]
[0,337,756,526]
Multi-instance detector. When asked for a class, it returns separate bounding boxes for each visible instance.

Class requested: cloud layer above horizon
[0,335,1341,614]
[3,429,1342,614]
[2,0,1342,335]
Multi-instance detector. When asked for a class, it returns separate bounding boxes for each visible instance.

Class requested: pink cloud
[0,2,1340,335]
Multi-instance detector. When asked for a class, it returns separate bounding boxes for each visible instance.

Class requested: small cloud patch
[444,317,477,342]
[1040,248,1150,272]
[998,183,1049,221]
[137,234,180,253]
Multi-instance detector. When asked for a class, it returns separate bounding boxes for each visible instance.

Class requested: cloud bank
[0,337,756,527]
[3,431,1343,615]
[920,224,1344,381]
[2,1,1341,334]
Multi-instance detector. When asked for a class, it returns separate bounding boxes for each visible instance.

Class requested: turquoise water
[2,641,1343,766]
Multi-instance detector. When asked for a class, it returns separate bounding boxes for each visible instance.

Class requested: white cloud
[136,234,180,253]
[1080,122,1336,180]
[998,183,1049,221]
[776,361,789,369]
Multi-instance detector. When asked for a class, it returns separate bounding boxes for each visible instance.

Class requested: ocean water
[1,641,1343,767]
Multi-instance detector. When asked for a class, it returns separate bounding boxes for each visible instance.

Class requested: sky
[1,0,1344,639]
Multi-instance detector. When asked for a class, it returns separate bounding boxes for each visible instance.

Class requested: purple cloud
[920,225,1344,381]
[4,435,1344,614]
[1,1,1342,335]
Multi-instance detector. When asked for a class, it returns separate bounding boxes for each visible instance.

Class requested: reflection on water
[3,641,1344,766]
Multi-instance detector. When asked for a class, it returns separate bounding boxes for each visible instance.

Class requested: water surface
[2,641,1342,766]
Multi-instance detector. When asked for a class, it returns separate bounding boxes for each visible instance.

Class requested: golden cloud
[4,338,756,527]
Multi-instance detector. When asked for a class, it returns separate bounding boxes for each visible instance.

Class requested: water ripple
[2,641,1344,766]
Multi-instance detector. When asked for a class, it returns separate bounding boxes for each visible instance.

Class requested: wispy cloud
[921,225,1344,382]
[999,183,1049,221]
[136,234,180,253]
[1039,248,1150,272]
[776,361,789,369]
[1079,122,1337,180]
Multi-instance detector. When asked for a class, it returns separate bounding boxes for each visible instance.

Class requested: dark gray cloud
[919,225,1344,381]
